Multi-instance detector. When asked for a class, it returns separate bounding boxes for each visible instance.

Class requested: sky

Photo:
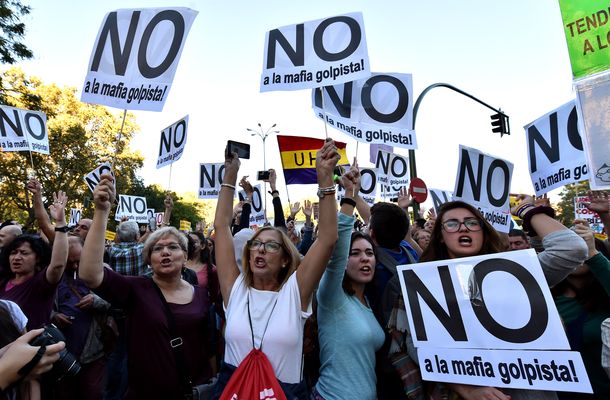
[14,0,577,211]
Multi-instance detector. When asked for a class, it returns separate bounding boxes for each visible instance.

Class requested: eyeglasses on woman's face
[151,242,184,253]
[441,218,482,233]
[247,239,282,253]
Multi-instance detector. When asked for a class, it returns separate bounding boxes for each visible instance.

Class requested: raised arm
[213,149,241,306]
[512,194,588,286]
[397,186,422,256]
[80,174,115,289]
[317,165,359,307]
[27,178,56,242]
[162,193,173,226]
[268,169,286,229]
[296,139,339,309]
[45,191,69,284]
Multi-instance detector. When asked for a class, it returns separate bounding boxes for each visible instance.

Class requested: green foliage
[556,181,590,226]
[0,68,144,229]
[0,0,32,64]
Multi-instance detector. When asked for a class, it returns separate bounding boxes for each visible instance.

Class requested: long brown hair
[420,201,505,262]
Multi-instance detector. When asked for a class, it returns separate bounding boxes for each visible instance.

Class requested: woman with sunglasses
[415,198,588,400]
[213,139,340,399]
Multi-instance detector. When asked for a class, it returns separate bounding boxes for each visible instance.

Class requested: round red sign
[409,177,428,203]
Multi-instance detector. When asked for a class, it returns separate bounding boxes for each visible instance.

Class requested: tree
[0,68,144,228]
[556,181,590,226]
[0,0,33,64]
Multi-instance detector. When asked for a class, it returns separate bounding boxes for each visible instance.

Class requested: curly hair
[1,234,51,276]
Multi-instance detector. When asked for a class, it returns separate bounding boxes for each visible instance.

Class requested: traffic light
[490,112,510,137]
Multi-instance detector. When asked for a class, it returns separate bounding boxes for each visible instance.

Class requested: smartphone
[227,140,250,159]
[257,170,270,180]
[149,217,157,232]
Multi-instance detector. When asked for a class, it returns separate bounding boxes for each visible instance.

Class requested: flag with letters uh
[277,135,349,185]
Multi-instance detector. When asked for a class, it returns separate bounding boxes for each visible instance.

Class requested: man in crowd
[508,228,531,250]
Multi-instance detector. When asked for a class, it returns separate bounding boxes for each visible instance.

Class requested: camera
[257,170,270,181]
[29,324,81,380]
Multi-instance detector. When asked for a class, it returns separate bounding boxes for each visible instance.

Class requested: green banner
[558,1,610,79]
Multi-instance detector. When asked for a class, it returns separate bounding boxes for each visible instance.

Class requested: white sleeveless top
[223,273,311,383]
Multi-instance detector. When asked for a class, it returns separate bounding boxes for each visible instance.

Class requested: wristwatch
[317,185,336,199]
[54,225,70,233]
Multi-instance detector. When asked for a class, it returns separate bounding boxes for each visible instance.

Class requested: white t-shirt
[224,273,311,383]
[1,299,28,332]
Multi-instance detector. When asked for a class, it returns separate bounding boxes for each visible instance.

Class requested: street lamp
[409,83,509,216]
[246,123,279,220]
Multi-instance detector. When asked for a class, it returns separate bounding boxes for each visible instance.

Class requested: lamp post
[409,83,509,216]
[246,123,279,220]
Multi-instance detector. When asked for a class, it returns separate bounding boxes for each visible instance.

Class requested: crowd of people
[0,140,609,400]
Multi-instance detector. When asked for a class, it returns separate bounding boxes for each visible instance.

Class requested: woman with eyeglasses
[413,198,588,400]
[212,139,340,399]
[79,174,215,400]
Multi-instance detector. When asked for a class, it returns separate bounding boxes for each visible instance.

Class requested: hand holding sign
[340,160,361,198]
[26,177,42,197]
[94,174,116,212]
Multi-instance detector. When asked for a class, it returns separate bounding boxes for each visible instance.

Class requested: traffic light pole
[409,83,508,217]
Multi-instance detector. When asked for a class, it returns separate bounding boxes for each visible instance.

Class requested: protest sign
[105,230,116,241]
[115,194,148,222]
[156,115,188,168]
[370,143,392,163]
[417,348,590,393]
[155,212,164,226]
[453,145,513,233]
[179,220,191,231]
[524,101,588,196]
[574,72,610,190]
[82,7,198,111]
[238,184,266,226]
[0,105,48,154]
[146,208,155,223]
[573,195,609,233]
[375,150,409,198]
[429,188,453,213]
[84,163,114,193]
[558,1,610,79]
[312,73,415,149]
[198,163,225,199]
[68,209,82,227]
[260,12,370,91]
[397,249,591,392]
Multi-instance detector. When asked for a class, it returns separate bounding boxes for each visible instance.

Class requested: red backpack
[220,295,287,400]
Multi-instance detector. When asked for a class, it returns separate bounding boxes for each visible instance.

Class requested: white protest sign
[574,196,609,233]
[429,188,453,214]
[81,7,198,111]
[337,167,377,205]
[417,348,590,393]
[453,145,513,233]
[260,12,370,92]
[155,212,164,226]
[238,184,266,226]
[375,150,409,198]
[198,163,225,199]
[312,72,416,149]
[84,163,114,193]
[0,105,48,154]
[575,72,610,190]
[398,250,569,350]
[115,195,148,222]
[524,100,588,196]
[68,209,82,227]
[156,115,188,168]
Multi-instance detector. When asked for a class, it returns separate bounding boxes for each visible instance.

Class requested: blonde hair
[241,226,301,288]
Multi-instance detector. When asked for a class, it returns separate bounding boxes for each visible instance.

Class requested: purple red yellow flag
[277,135,349,184]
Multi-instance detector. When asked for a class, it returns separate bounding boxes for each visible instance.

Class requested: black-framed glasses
[247,239,282,253]
[441,218,482,233]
